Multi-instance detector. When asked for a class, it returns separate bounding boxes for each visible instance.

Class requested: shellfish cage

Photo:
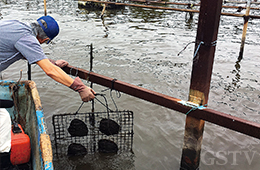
[52,110,134,155]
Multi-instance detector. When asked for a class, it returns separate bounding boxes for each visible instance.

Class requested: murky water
[1,0,260,169]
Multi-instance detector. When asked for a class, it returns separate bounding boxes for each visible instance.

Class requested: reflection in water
[1,0,260,170]
[224,60,241,93]
[129,7,166,23]
[54,152,135,170]
[101,14,109,38]
[78,4,126,38]
[184,16,193,30]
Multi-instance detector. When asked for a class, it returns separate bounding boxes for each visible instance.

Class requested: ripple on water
[1,0,260,169]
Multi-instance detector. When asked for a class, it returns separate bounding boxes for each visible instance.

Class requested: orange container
[10,124,31,165]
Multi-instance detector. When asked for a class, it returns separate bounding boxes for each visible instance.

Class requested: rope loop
[177,100,207,115]
[185,104,207,115]
[87,71,92,83]
[178,40,217,58]
[193,40,217,61]
[193,41,204,58]
[69,66,78,77]
[101,78,118,92]
[101,79,121,111]
[177,41,195,56]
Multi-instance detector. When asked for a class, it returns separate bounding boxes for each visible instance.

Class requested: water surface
[1,0,260,169]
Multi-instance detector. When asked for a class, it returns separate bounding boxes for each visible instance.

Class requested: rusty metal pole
[61,63,260,139]
[238,0,251,61]
[180,0,223,169]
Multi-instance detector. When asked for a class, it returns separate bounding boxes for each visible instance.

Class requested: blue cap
[37,15,59,43]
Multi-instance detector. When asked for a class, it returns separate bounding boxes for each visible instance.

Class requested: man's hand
[69,77,96,102]
[54,60,68,68]
[78,86,96,102]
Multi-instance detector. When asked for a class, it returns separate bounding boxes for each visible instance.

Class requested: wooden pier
[78,0,260,19]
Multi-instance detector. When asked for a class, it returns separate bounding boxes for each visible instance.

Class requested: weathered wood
[78,0,260,19]
[128,0,260,10]
[44,0,47,16]
[180,0,223,169]
[223,4,259,10]
[224,0,260,4]
[239,0,251,60]
[128,0,201,6]
[79,0,198,12]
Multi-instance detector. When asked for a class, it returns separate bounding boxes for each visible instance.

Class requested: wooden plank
[78,0,260,19]
[224,0,260,4]
[128,0,260,10]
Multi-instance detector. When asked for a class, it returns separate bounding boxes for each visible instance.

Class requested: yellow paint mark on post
[189,89,206,105]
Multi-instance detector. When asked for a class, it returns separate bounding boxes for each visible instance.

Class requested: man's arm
[36,59,95,102]
[37,59,73,86]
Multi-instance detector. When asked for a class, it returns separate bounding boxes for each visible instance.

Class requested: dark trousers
[0,152,12,169]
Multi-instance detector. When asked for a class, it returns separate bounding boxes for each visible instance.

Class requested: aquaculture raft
[52,110,134,156]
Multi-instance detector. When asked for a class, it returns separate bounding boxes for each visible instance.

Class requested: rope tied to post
[177,41,195,56]
[177,100,207,115]
[185,104,207,115]
[193,41,204,59]
[101,79,121,111]
[193,40,217,62]
[178,40,217,57]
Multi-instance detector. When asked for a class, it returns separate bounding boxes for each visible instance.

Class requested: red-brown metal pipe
[180,0,223,168]
[62,65,260,139]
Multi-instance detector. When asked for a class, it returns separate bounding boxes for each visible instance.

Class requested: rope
[177,41,195,56]
[101,79,121,111]
[87,71,92,82]
[177,100,207,115]
[75,101,84,114]
[185,104,207,115]
[110,89,119,111]
[74,94,114,114]
[69,66,78,77]
[9,70,23,121]
[193,40,218,61]
[178,40,217,57]
[211,40,217,46]
[95,94,112,115]
[101,79,117,92]
[193,41,204,59]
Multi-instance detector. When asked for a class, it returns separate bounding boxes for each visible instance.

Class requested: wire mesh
[52,110,134,156]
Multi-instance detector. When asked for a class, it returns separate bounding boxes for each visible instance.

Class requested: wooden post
[101,4,107,19]
[44,0,47,16]
[238,0,251,61]
[180,0,223,169]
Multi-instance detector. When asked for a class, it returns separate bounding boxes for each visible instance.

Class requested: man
[0,15,95,168]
